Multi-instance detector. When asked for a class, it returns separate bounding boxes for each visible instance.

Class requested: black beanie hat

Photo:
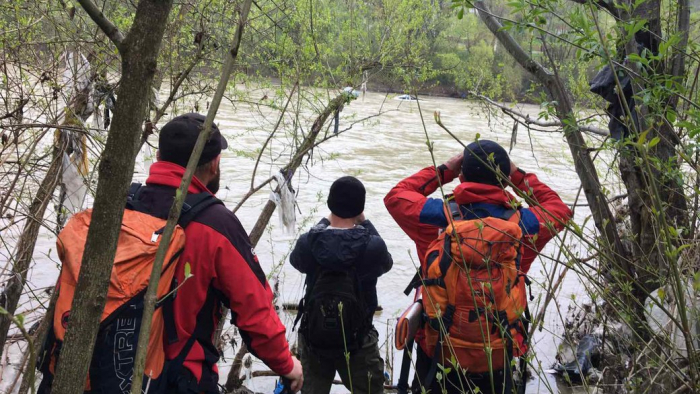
[159,113,228,168]
[461,140,511,186]
[327,176,366,219]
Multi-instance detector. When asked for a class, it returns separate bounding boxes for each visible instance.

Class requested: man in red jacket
[138,113,303,393]
[385,140,572,393]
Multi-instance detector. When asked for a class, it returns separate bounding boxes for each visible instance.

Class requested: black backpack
[300,265,369,354]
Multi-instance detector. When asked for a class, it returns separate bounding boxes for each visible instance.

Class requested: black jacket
[290,218,393,320]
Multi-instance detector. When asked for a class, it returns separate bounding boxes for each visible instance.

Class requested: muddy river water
[2,88,603,393]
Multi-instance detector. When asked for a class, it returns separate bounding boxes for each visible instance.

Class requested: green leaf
[184,262,192,279]
[667,225,678,237]
[457,8,464,19]
[666,110,677,124]
[569,221,583,237]
[648,137,660,148]
[637,130,649,145]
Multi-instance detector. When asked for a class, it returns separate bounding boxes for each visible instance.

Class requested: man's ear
[210,154,221,175]
[458,172,465,183]
[156,150,161,161]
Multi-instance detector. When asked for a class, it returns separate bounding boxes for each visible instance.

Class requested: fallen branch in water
[233,101,395,214]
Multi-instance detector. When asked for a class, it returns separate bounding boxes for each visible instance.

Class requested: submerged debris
[553,334,601,379]
[552,303,633,391]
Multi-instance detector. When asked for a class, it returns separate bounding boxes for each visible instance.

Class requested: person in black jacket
[290,176,393,394]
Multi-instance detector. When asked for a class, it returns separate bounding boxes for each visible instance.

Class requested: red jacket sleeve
[510,169,573,273]
[384,165,457,265]
[212,239,294,376]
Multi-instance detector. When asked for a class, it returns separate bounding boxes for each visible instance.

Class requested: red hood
[452,182,519,208]
[146,161,212,194]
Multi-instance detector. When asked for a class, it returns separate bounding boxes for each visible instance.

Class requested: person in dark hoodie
[290,176,393,394]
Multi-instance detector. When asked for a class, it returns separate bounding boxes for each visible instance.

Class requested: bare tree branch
[467,91,609,136]
[76,0,125,52]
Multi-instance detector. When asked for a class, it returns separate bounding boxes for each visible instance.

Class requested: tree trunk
[473,1,629,269]
[473,1,643,327]
[616,0,689,295]
[50,1,174,392]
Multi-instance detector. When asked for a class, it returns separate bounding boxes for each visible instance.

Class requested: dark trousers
[412,345,515,394]
[165,367,219,394]
[299,328,385,394]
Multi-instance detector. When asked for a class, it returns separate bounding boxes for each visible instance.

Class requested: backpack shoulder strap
[444,197,462,222]
[127,182,142,199]
[178,192,223,228]
[438,235,452,279]
[125,182,143,210]
[500,208,519,221]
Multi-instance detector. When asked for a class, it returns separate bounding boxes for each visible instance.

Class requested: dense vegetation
[3,0,700,393]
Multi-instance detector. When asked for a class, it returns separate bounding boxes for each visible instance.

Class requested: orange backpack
[421,200,529,380]
[38,183,221,394]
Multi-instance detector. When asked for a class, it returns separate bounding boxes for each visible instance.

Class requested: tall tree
[50,0,175,392]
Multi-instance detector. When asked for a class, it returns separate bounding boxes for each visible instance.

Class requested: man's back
[291,218,392,320]
[290,176,391,394]
[139,161,294,392]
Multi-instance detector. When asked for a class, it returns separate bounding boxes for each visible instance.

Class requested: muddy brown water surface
[1,89,604,393]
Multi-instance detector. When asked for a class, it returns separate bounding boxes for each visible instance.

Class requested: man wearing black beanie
[385,139,573,394]
[290,176,393,394]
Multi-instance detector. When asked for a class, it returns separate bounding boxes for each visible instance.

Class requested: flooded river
[2,88,603,393]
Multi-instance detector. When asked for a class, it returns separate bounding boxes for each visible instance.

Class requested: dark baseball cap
[158,113,228,168]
